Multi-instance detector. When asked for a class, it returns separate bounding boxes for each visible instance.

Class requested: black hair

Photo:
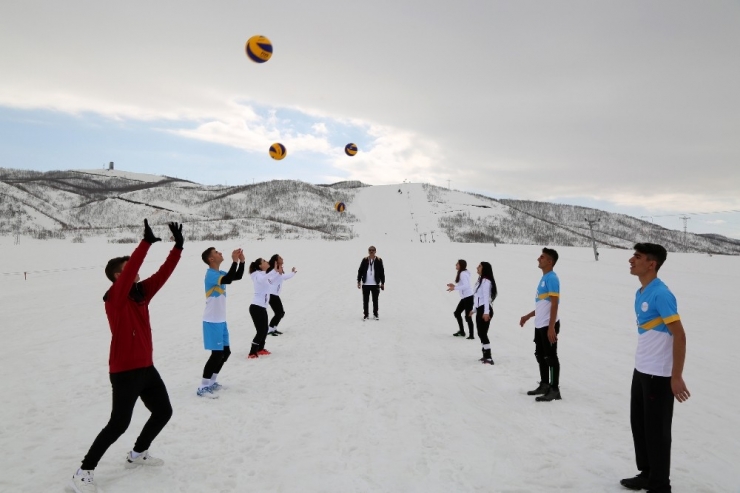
[267,254,280,273]
[201,247,216,265]
[634,243,667,271]
[249,258,264,274]
[475,261,498,302]
[542,247,559,266]
[105,256,130,282]
[455,259,467,284]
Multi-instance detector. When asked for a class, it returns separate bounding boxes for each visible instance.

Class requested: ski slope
[0,185,737,492]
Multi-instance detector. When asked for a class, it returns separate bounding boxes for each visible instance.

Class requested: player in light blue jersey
[519,247,562,402]
[197,247,245,398]
[620,243,689,493]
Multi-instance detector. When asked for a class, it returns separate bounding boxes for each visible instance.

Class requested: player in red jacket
[70,219,183,493]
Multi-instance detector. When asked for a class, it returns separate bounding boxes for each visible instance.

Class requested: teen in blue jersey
[620,243,689,493]
[519,247,562,402]
[197,247,245,398]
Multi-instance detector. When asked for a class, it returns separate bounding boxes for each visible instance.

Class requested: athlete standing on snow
[469,262,498,364]
[70,219,183,493]
[266,254,297,337]
[357,245,385,320]
[447,259,475,339]
[519,247,562,402]
[247,258,281,358]
[197,247,245,399]
[620,243,690,493]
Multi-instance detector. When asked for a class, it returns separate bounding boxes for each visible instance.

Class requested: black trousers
[534,321,560,389]
[202,346,231,379]
[454,296,475,335]
[249,304,269,354]
[630,369,674,492]
[269,294,285,328]
[81,366,172,470]
[362,285,380,317]
[475,305,492,344]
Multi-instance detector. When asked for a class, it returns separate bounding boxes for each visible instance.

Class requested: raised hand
[143,219,161,244]
[231,249,241,262]
[168,222,184,249]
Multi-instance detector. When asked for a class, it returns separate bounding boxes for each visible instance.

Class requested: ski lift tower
[585,217,600,261]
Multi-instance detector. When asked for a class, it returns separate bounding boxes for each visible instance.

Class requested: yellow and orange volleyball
[245,35,273,63]
[269,143,286,160]
[334,202,346,212]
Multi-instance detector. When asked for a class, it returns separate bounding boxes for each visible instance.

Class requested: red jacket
[104,241,181,373]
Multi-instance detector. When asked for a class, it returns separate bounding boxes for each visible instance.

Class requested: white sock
[130,450,142,459]
[200,378,210,389]
[76,468,92,476]
[210,373,218,385]
[268,326,276,333]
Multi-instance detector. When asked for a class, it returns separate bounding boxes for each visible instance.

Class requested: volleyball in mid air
[269,143,286,160]
[246,35,273,63]
[344,143,358,156]
[335,202,346,212]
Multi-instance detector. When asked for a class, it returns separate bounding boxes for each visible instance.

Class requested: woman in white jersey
[247,258,280,359]
[447,259,475,339]
[469,261,498,365]
[266,254,297,336]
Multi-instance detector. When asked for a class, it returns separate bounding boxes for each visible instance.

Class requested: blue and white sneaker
[196,386,218,399]
[209,382,224,392]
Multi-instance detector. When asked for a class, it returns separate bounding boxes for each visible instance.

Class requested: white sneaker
[70,469,97,493]
[208,382,224,392]
[196,386,219,399]
[124,450,164,469]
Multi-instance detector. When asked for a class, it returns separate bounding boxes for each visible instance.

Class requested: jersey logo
[641,301,649,312]
[540,281,545,287]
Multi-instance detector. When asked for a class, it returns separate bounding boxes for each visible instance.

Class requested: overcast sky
[1,0,739,238]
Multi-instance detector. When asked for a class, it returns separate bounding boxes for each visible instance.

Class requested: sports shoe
[373,314,379,320]
[247,353,259,359]
[482,358,494,365]
[466,335,475,340]
[273,330,283,335]
[363,315,369,321]
[70,469,96,493]
[535,388,562,402]
[125,450,164,469]
[209,382,224,392]
[257,349,271,356]
[526,382,550,396]
[620,474,649,490]
[453,331,466,337]
[197,386,218,399]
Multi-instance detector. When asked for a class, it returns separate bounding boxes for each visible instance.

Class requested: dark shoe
[535,388,562,402]
[620,474,649,490]
[482,358,494,365]
[453,331,466,337]
[274,330,283,335]
[466,335,474,339]
[526,382,550,396]
[269,331,279,336]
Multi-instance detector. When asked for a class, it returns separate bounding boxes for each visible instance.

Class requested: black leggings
[202,346,231,379]
[534,322,560,389]
[476,305,492,344]
[269,295,285,328]
[81,366,172,470]
[454,296,474,334]
[249,304,269,354]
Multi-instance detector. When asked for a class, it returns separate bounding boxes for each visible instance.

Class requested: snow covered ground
[0,184,738,492]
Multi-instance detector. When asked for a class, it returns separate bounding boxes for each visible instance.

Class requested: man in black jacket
[357,245,385,320]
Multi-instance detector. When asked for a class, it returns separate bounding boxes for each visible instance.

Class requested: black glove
[169,222,184,249]
[143,219,161,244]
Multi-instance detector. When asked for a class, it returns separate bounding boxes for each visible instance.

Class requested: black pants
[475,305,492,344]
[249,304,269,354]
[534,322,560,389]
[269,294,285,328]
[362,285,380,317]
[202,346,231,379]
[454,296,475,335]
[630,369,674,492]
[81,366,172,470]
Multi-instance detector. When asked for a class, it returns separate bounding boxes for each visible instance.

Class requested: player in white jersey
[446,259,475,339]
[247,258,281,358]
[620,243,689,493]
[519,247,562,402]
[266,254,297,336]
[197,247,245,398]
[468,261,498,364]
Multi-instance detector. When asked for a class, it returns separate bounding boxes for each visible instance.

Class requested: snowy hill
[1,168,738,254]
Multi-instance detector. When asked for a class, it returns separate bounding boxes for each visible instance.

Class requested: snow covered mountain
[1,167,738,254]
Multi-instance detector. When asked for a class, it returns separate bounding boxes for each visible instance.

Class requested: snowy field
[0,184,738,492]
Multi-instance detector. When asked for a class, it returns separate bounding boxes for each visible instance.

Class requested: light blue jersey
[534,271,560,328]
[634,278,680,377]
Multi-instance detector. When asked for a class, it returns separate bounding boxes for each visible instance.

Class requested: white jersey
[453,270,473,298]
[251,270,280,307]
[473,278,492,315]
[268,270,295,296]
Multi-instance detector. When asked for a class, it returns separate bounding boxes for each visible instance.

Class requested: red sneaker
[257,349,271,356]
[247,353,259,359]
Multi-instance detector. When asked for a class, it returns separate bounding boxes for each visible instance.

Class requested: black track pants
[454,296,475,335]
[269,295,285,328]
[534,321,560,389]
[249,304,269,354]
[362,285,380,317]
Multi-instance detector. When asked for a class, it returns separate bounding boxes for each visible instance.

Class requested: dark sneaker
[535,388,562,402]
[526,382,550,396]
[274,330,283,335]
[453,331,466,337]
[482,358,494,365]
[620,474,649,490]
[269,331,279,336]
[466,335,474,340]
